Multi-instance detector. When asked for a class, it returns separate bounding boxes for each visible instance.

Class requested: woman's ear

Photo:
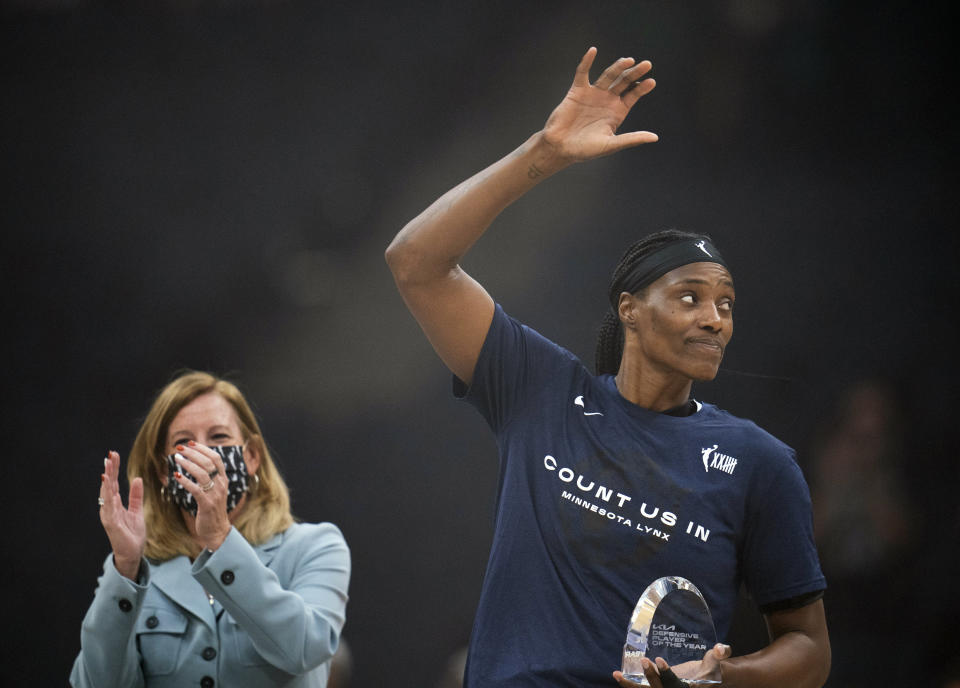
[244,436,263,475]
[618,291,639,331]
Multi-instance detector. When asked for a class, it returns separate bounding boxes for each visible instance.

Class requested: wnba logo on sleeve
[700,444,738,475]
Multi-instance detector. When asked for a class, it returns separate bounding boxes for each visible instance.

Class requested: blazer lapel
[150,556,217,630]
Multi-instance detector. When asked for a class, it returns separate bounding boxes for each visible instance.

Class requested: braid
[594,229,714,375]
[595,311,624,376]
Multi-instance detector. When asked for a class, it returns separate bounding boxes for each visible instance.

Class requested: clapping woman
[71,371,350,688]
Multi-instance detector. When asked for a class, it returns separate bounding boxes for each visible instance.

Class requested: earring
[249,473,260,495]
[160,484,172,503]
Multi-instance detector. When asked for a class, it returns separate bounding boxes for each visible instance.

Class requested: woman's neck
[615,358,693,412]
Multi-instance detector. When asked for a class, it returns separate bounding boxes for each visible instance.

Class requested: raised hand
[172,442,232,551]
[542,47,658,162]
[99,450,146,581]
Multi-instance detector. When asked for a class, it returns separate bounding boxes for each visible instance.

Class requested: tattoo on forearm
[527,164,544,179]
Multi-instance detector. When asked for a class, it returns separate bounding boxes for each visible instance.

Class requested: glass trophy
[621,576,721,686]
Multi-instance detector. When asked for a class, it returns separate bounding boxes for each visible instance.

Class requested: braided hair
[594,229,716,375]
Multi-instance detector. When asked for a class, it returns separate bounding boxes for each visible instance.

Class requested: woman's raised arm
[385,47,658,384]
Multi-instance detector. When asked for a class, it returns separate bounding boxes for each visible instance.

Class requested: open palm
[99,450,146,579]
[543,47,658,161]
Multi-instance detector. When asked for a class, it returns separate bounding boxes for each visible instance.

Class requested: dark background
[2,0,955,685]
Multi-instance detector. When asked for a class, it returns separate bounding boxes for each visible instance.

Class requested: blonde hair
[128,370,295,561]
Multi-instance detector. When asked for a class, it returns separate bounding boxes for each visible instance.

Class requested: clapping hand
[171,442,232,551]
[99,450,146,581]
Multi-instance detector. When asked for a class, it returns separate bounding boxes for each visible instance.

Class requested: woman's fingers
[175,443,224,482]
[593,56,637,91]
[202,443,227,478]
[612,659,667,687]
[605,129,660,154]
[653,658,689,688]
[173,445,228,515]
[97,452,145,524]
[608,60,653,95]
[571,50,656,113]
[100,452,119,517]
[621,77,657,110]
[573,48,651,94]
[572,46,598,88]
[173,452,207,486]
[128,477,144,516]
[174,452,213,489]
[98,465,110,518]
[104,451,114,487]
[611,670,644,687]
[172,462,203,497]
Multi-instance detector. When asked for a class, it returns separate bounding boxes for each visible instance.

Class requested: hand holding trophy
[620,577,726,686]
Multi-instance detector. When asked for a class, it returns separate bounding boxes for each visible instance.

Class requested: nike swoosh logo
[574,395,604,417]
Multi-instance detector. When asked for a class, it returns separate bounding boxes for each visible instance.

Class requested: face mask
[164,445,251,516]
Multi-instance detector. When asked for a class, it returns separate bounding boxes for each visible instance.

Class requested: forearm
[385,130,571,285]
[193,526,350,674]
[721,629,830,688]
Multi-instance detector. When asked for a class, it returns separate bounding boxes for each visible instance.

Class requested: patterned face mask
[164,445,251,516]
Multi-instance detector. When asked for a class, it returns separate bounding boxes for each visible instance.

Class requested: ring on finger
[201,479,216,492]
[98,497,105,506]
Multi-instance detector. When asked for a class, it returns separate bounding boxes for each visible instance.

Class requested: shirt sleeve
[191,523,350,675]
[454,304,581,433]
[741,454,827,608]
[70,555,151,688]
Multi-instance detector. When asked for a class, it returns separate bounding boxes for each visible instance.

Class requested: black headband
[612,238,728,306]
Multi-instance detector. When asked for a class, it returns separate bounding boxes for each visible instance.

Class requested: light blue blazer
[71,522,350,688]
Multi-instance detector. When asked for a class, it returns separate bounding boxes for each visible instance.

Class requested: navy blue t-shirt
[455,305,825,688]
